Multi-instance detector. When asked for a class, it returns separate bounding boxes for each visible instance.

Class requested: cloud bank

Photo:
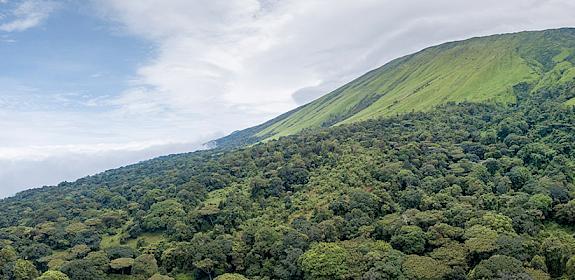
[0,140,207,198]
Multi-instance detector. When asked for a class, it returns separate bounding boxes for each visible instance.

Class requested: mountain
[215,28,575,148]
[1,28,575,280]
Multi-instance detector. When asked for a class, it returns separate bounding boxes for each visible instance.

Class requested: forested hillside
[215,28,575,148]
[0,75,574,279]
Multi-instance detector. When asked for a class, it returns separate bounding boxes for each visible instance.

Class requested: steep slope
[215,28,575,148]
[1,86,575,279]
[2,28,575,280]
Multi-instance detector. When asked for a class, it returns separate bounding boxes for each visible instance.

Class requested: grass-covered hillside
[215,28,575,148]
[0,77,575,279]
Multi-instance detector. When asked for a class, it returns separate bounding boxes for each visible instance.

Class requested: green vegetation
[1,28,575,279]
[566,96,575,106]
[215,28,575,148]
[0,80,574,279]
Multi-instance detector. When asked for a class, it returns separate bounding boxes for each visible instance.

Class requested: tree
[37,271,70,280]
[110,258,135,275]
[478,212,515,233]
[68,244,91,259]
[0,245,17,267]
[149,274,175,280]
[530,255,548,272]
[278,166,310,190]
[390,226,427,254]
[528,194,553,215]
[464,225,499,259]
[84,251,110,272]
[402,255,451,280]
[429,242,468,267]
[143,199,186,231]
[12,259,39,280]
[565,255,575,279]
[555,200,575,224]
[20,243,52,262]
[495,234,537,262]
[214,273,249,280]
[61,259,107,280]
[47,259,67,271]
[483,158,500,174]
[541,235,574,277]
[427,223,464,247]
[469,255,526,279]
[194,258,216,280]
[105,246,137,259]
[362,249,405,280]
[518,143,555,167]
[132,254,159,278]
[188,232,233,277]
[525,268,551,280]
[299,243,349,280]
[374,213,404,240]
[507,166,532,189]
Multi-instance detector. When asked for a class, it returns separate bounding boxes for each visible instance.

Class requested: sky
[1,0,575,198]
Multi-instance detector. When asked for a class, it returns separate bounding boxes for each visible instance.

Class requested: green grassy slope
[215,28,575,147]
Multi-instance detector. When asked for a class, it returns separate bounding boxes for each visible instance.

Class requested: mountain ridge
[214,28,575,148]
[1,28,575,280]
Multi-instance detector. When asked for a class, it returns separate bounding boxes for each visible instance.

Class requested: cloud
[292,81,345,106]
[0,140,208,198]
[0,0,58,32]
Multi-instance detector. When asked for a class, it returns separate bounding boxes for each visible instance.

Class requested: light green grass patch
[252,30,575,141]
[203,183,249,207]
[174,273,195,280]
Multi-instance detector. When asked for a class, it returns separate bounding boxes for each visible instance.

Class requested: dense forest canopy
[0,80,574,279]
[3,28,575,280]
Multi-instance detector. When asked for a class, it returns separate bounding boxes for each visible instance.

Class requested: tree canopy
[0,82,574,279]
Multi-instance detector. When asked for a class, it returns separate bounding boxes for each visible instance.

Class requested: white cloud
[0,105,217,198]
[0,140,208,198]
[0,0,58,32]
[0,141,176,161]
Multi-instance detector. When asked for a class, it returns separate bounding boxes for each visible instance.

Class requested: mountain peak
[215,28,575,148]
